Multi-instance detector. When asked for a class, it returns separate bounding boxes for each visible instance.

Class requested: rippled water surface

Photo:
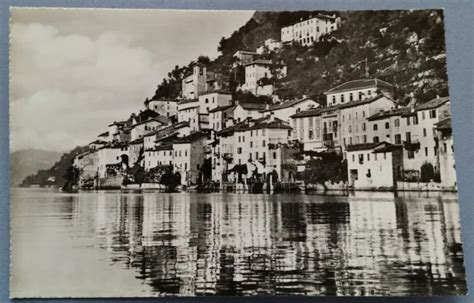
[10,188,467,297]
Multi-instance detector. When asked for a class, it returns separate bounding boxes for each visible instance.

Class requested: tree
[159,168,181,192]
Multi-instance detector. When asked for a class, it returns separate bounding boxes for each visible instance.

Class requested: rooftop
[324,78,394,94]
[346,141,401,153]
[261,98,317,112]
[436,117,452,130]
[208,104,235,113]
[98,131,109,137]
[367,107,412,121]
[238,102,267,111]
[415,96,450,111]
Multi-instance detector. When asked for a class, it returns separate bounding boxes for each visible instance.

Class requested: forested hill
[152,10,447,105]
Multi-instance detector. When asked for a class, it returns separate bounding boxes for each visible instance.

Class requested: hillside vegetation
[153,10,447,105]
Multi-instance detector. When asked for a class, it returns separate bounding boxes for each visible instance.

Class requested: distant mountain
[17,146,88,188]
[10,149,62,186]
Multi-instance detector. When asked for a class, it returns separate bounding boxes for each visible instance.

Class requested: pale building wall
[327,87,382,106]
[148,100,178,117]
[340,96,396,149]
[198,92,232,114]
[281,15,339,46]
[291,114,324,151]
[233,105,263,123]
[178,106,200,132]
[97,146,129,178]
[182,65,207,99]
[144,148,174,171]
[438,135,456,188]
[347,150,395,188]
[128,143,142,167]
[243,64,271,94]
[130,120,162,141]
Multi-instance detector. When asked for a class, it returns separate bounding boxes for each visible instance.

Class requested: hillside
[152,10,447,105]
[19,146,88,187]
[10,149,62,186]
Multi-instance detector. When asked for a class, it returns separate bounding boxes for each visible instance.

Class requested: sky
[9,8,254,152]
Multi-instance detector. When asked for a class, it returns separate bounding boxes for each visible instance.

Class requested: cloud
[10,23,161,151]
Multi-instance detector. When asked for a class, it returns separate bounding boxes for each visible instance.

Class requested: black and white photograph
[9,7,467,297]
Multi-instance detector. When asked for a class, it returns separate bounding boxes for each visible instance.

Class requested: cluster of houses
[73,15,457,191]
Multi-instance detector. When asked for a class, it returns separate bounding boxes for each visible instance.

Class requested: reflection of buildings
[69,192,466,296]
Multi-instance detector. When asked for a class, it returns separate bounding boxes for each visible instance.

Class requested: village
[73,13,456,193]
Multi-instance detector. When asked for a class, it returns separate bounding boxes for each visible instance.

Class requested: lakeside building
[177,99,200,132]
[366,97,450,180]
[281,14,341,46]
[172,132,210,186]
[346,142,403,189]
[213,114,295,184]
[436,118,456,189]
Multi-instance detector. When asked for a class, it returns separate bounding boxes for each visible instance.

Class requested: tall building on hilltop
[281,14,341,46]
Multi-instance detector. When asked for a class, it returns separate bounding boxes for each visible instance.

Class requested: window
[434,147,438,156]
[443,143,447,153]
[344,138,347,146]
[358,154,364,164]
[407,150,415,159]
[332,96,336,104]
[430,109,437,118]
[309,129,314,139]
[413,115,419,125]
[205,98,209,104]
[363,111,366,117]
[406,117,411,126]
[250,141,253,148]
[350,93,353,101]
[395,134,402,145]
[395,119,400,127]
[262,140,266,147]
[374,153,377,161]
[373,124,378,131]
[422,111,426,120]
[350,137,353,145]
[363,135,367,143]
[373,136,379,143]
[359,92,363,100]
[367,169,371,178]
[255,152,259,159]
[367,153,370,161]
[262,129,266,136]
[423,128,427,137]
[383,153,387,160]
[352,154,355,162]
[348,125,352,133]
[385,122,390,129]
[362,123,366,131]
[273,152,277,159]
[288,130,292,137]
[237,147,242,154]
[341,94,345,103]
[250,131,253,137]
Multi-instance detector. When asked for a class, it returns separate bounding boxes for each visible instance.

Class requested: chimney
[269,111,275,122]
[265,104,270,110]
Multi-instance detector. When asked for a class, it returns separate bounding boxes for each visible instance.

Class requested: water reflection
[12,189,467,296]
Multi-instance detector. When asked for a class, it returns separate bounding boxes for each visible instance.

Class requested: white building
[346,142,403,189]
[232,101,267,122]
[182,63,208,100]
[256,38,282,54]
[144,144,174,171]
[130,116,169,141]
[172,132,209,186]
[281,14,341,46]
[436,118,456,189]
[197,91,232,114]
[177,99,200,132]
[260,97,320,124]
[145,98,179,117]
[232,50,259,66]
[339,94,396,149]
[241,60,287,96]
[325,78,394,107]
[366,96,451,181]
[97,144,129,178]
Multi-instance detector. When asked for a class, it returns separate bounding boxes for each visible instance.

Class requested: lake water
[10,188,467,297]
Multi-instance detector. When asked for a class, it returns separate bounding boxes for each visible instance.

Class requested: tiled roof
[436,117,451,130]
[173,131,209,144]
[199,89,231,95]
[346,141,399,152]
[208,104,235,113]
[324,78,394,94]
[244,59,273,66]
[367,107,412,121]
[98,131,109,137]
[133,115,170,128]
[178,98,199,105]
[107,120,127,127]
[415,96,449,111]
[238,102,267,111]
[261,98,317,112]
[129,138,144,145]
[247,118,292,131]
[89,140,107,145]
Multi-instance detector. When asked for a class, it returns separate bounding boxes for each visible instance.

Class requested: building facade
[281,14,340,46]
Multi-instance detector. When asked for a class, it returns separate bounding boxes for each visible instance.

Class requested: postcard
[9,7,467,297]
